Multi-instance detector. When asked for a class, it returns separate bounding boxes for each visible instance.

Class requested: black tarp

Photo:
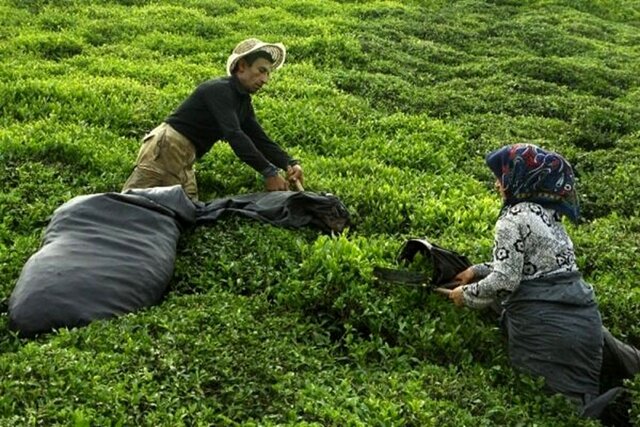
[195,190,350,234]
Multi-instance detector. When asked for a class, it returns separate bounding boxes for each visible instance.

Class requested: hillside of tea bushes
[1,0,639,425]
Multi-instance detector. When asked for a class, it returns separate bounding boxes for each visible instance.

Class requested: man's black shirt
[165,76,294,175]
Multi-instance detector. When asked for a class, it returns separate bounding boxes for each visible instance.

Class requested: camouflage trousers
[122,123,198,201]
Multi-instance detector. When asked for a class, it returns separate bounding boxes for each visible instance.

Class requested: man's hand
[264,175,289,191]
[287,165,304,187]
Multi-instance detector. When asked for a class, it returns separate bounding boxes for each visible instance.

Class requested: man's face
[236,57,273,93]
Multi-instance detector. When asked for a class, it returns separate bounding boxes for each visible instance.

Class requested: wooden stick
[434,288,452,296]
[292,179,304,192]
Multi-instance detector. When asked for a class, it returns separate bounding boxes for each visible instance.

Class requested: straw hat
[225,38,286,76]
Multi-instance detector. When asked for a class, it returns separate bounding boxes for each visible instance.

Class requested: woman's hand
[435,267,474,307]
[448,286,466,307]
[454,267,475,286]
[434,285,466,307]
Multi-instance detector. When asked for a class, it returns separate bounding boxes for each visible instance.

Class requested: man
[122,38,303,201]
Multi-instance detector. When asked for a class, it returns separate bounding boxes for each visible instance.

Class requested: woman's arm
[462,212,526,308]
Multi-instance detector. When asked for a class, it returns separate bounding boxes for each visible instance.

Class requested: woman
[442,144,638,418]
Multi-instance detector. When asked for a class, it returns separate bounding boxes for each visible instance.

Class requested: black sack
[8,186,195,337]
[397,238,472,287]
[195,191,350,234]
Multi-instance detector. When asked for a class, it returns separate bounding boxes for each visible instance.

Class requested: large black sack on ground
[8,186,195,337]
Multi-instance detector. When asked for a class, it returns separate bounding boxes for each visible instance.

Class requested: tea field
[1,0,639,425]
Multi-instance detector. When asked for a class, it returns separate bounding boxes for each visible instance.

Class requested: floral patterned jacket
[462,202,579,309]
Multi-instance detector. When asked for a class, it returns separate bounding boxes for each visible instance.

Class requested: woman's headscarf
[485,144,580,222]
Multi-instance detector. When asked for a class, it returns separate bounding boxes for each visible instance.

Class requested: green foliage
[575,147,640,218]
[1,0,639,425]
[14,31,86,60]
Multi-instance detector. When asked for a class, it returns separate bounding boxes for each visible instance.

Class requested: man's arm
[201,83,278,177]
[243,106,304,187]
[242,108,298,170]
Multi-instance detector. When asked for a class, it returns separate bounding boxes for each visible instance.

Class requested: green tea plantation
[1,0,639,425]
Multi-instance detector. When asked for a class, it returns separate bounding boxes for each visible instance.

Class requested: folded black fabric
[195,190,350,234]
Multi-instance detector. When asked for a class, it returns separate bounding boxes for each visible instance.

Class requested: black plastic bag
[398,238,471,287]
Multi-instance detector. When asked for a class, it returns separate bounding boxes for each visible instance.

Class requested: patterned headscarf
[485,144,580,222]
